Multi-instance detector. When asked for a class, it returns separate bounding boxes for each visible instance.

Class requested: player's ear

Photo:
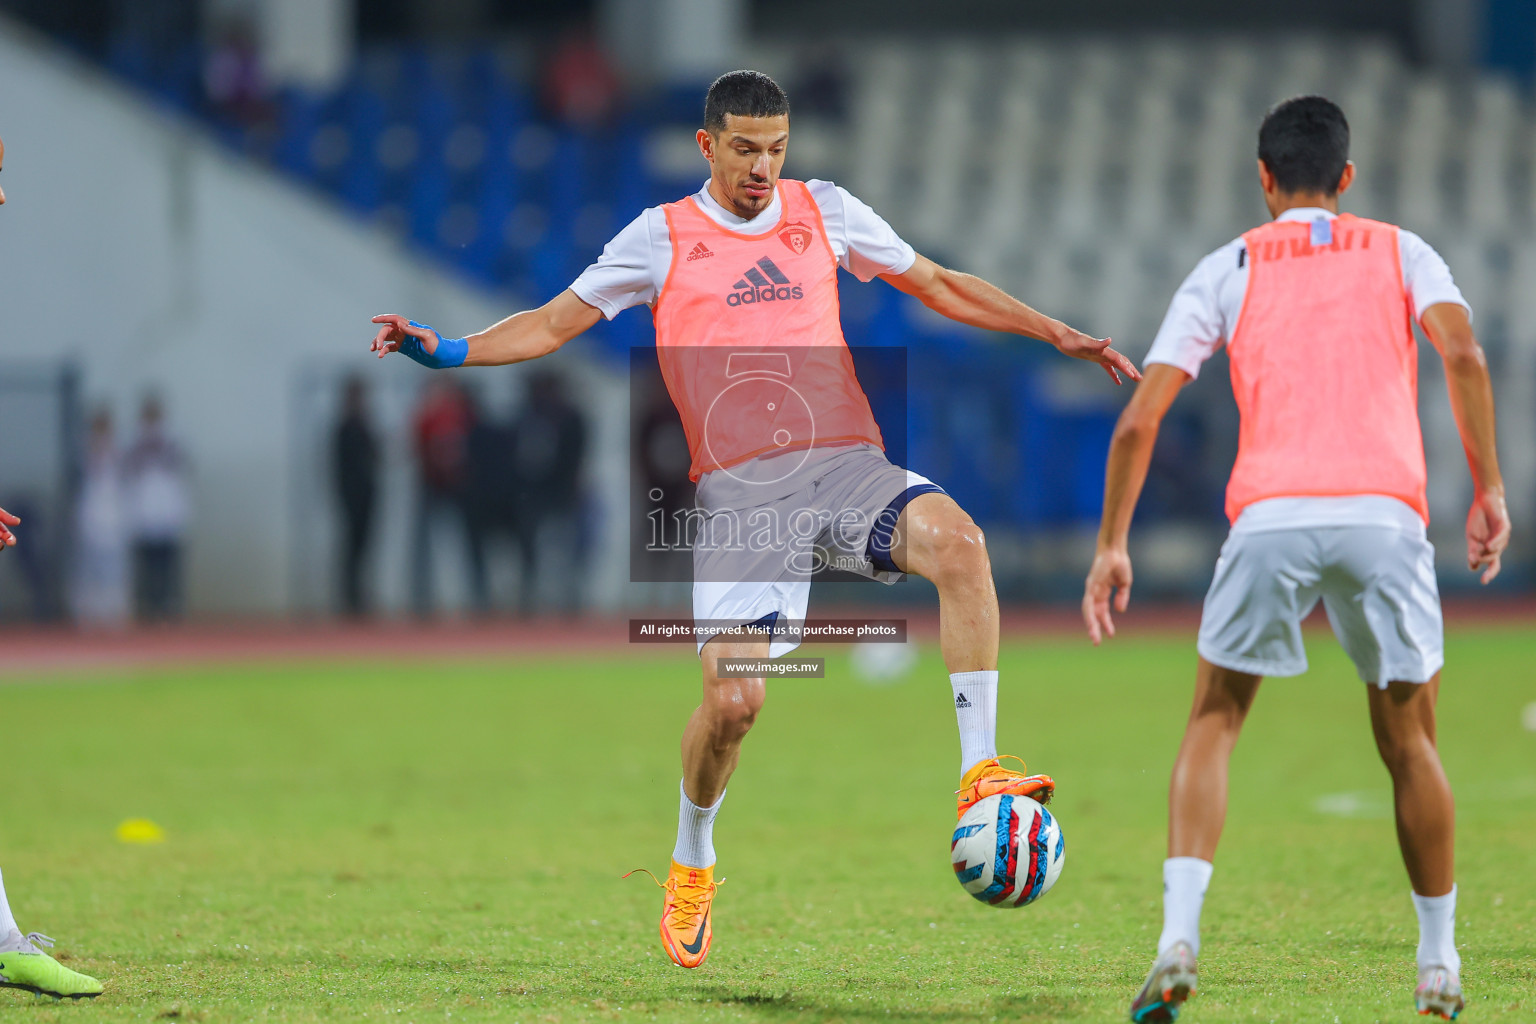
[697,128,714,164]
[1335,161,1356,197]
[1256,158,1276,196]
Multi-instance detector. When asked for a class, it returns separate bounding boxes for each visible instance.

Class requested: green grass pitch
[3,624,1533,1022]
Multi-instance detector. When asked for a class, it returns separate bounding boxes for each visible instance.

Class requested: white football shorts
[1197,502,1444,687]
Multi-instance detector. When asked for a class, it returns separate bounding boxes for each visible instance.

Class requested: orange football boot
[957,754,1055,819]
[647,861,718,969]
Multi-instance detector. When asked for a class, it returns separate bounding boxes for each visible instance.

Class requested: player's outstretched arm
[1082,363,1188,644]
[370,290,604,369]
[1421,302,1510,583]
[882,254,1142,384]
[0,505,18,548]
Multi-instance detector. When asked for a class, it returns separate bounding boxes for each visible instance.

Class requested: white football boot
[1414,965,1464,1020]
[1128,940,1197,1022]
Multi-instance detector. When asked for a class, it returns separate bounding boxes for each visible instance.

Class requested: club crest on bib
[779,223,813,256]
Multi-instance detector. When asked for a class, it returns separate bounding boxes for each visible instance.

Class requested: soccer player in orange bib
[370,70,1140,968]
[1082,97,1509,1022]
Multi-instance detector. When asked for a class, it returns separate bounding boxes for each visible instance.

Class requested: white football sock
[950,670,998,774]
[1158,856,1214,956]
[0,867,20,939]
[1412,886,1460,974]
[672,780,724,869]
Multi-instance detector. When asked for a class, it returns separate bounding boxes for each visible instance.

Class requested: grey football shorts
[1198,516,1444,687]
[691,443,943,656]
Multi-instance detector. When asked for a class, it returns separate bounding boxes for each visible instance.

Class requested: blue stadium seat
[339,85,388,212]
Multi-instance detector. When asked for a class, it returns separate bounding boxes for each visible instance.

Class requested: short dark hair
[703,70,789,135]
[1257,95,1350,196]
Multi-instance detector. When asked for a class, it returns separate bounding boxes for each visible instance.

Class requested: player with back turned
[1083,97,1509,1022]
[0,134,106,1002]
[369,70,1141,968]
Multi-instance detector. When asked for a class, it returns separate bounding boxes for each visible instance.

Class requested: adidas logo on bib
[727,257,804,307]
[687,242,714,261]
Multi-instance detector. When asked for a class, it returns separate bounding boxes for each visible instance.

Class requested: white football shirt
[1144,207,1472,531]
[568,179,917,320]
[1145,207,1470,380]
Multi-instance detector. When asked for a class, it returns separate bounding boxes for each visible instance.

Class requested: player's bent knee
[928,520,989,585]
[702,678,765,739]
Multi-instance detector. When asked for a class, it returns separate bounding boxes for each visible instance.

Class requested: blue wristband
[399,320,468,369]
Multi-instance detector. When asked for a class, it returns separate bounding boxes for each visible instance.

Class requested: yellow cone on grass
[116,818,166,843]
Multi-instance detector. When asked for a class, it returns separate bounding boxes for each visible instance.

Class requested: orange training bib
[1225,214,1428,522]
[652,180,884,481]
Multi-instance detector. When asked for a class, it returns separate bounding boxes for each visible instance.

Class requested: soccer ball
[951,793,1065,907]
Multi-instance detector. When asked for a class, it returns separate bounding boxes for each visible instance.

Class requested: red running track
[0,599,1527,676]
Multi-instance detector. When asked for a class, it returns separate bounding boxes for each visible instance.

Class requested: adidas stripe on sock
[950,670,998,773]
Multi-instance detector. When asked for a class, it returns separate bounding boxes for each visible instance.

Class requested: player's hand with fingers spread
[369,313,424,358]
[1082,545,1133,645]
[0,505,19,549]
[1466,486,1510,585]
[1052,326,1143,385]
[369,314,469,369]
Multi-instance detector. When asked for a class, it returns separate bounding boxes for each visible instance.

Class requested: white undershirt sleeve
[1398,229,1473,322]
[1143,247,1232,379]
[807,180,917,282]
[568,208,668,320]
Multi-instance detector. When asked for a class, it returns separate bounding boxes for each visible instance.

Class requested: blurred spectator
[464,393,517,614]
[411,377,474,616]
[2,494,54,621]
[71,408,131,627]
[124,395,190,622]
[509,371,588,614]
[635,377,693,582]
[540,25,621,129]
[333,376,379,617]
[202,14,272,129]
